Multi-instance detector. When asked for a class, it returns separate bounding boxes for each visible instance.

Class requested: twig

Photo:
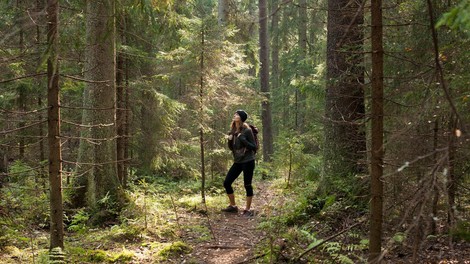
[0,73,47,84]
[0,107,48,115]
[202,202,218,243]
[203,244,250,249]
[169,194,182,237]
[60,74,110,84]
[0,121,47,135]
[426,0,464,132]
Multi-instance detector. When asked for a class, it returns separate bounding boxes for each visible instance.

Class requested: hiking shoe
[221,205,238,213]
[240,209,254,217]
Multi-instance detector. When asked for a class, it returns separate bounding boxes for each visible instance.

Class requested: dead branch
[61,120,115,128]
[0,73,47,84]
[0,107,48,115]
[0,121,47,135]
[60,74,110,83]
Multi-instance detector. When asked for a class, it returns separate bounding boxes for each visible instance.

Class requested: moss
[109,248,135,262]
[85,249,109,262]
[3,245,21,256]
[157,241,192,260]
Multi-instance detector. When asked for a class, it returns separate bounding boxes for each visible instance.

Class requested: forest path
[178,181,273,264]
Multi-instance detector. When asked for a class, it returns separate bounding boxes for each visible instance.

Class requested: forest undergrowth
[0,170,469,263]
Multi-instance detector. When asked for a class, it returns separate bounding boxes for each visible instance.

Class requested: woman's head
[231,110,248,132]
[235,110,248,122]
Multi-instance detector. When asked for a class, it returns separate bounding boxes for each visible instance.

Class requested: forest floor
[1,178,469,263]
[174,181,273,264]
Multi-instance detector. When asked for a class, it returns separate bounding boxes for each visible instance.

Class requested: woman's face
[233,113,241,122]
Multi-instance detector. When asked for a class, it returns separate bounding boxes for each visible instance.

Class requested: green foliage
[437,0,470,34]
[272,131,321,185]
[67,210,90,234]
[0,161,49,228]
[392,232,407,243]
[451,221,470,241]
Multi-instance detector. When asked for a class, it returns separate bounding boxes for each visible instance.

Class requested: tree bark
[46,0,64,249]
[259,0,274,162]
[270,0,280,132]
[368,0,384,262]
[218,0,228,26]
[116,13,126,188]
[82,0,119,210]
[323,0,366,190]
[296,0,308,130]
[200,25,206,203]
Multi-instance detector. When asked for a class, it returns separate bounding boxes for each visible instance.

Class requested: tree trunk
[218,0,228,26]
[200,26,206,203]
[447,116,457,236]
[270,0,280,133]
[17,0,26,160]
[323,0,366,191]
[296,0,308,130]
[116,13,126,187]
[368,0,384,262]
[83,0,119,210]
[46,0,64,249]
[259,0,273,162]
[124,38,130,186]
[431,118,439,235]
[37,0,46,192]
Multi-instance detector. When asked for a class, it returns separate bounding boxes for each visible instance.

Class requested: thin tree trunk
[37,0,46,192]
[116,14,126,187]
[431,118,439,234]
[447,116,457,238]
[259,0,273,162]
[46,0,64,249]
[270,0,280,132]
[200,26,206,204]
[296,0,308,130]
[18,0,26,160]
[124,27,130,186]
[368,0,384,262]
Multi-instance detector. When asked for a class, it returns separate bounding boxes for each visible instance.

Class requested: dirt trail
[179,183,271,264]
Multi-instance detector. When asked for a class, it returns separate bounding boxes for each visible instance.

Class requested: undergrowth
[0,174,218,263]
[256,177,369,263]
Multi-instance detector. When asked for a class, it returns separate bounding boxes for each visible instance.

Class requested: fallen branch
[203,244,250,250]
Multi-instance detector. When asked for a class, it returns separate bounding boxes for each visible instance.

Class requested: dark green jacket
[228,124,256,163]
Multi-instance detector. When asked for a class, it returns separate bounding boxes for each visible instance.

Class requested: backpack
[248,124,260,153]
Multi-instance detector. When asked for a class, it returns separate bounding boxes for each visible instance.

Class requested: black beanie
[236,110,248,122]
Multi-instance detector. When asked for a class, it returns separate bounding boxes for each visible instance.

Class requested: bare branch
[0,121,47,135]
[0,73,47,84]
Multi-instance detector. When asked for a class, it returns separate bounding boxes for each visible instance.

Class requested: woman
[222,110,257,216]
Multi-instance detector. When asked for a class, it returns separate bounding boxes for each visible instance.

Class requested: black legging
[223,160,255,197]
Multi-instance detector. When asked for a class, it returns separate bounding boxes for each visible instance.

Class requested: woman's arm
[227,133,234,151]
